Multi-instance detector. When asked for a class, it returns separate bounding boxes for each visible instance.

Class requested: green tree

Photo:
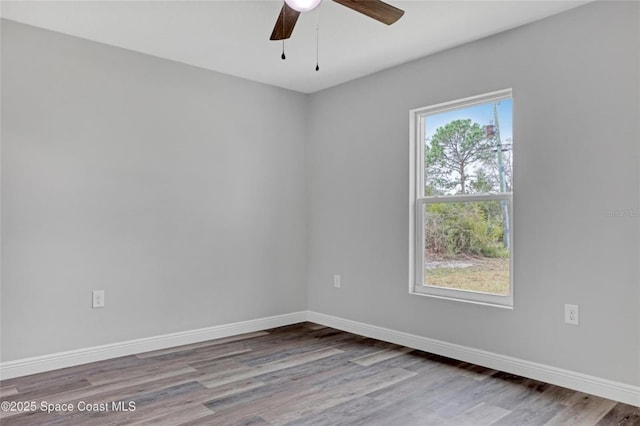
[425,119,495,194]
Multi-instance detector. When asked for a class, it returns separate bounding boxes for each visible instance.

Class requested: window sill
[410,286,514,309]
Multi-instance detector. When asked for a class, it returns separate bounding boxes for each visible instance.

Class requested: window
[409,89,513,307]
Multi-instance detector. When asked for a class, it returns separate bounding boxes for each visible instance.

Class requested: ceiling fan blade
[270,3,301,40]
[333,0,404,25]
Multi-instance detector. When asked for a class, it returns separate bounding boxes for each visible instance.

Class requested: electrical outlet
[92,290,105,308]
[564,304,579,325]
[333,274,341,288]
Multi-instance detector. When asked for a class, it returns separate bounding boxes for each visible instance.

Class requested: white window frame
[409,89,514,308]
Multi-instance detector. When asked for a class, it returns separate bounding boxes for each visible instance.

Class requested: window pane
[424,99,512,196]
[423,200,510,296]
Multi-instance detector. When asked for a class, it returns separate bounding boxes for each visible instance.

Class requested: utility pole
[493,102,510,250]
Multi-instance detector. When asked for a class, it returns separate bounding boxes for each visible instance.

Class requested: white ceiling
[0,0,590,93]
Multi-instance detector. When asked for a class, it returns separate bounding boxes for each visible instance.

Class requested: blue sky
[424,99,513,143]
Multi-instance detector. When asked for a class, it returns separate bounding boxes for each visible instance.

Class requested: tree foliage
[424,119,511,259]
[425,202,507,258]
[425,119,495,195]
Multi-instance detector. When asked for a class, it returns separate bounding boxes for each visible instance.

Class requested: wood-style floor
[1,322,638,425]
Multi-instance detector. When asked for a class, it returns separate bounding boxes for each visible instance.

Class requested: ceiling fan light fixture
[284,0,321,13]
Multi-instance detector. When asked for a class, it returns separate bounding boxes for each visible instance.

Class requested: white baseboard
[0,311,307,380]
[307,311,640,407]
[3,310,638,408]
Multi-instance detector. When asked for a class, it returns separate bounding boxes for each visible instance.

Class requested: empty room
[1,0,639,424]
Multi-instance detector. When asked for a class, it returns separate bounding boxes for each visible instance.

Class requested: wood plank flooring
[1,322,638,425]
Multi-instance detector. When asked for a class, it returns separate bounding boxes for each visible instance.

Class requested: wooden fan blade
[333,0,404,25]
[270,3,301,40]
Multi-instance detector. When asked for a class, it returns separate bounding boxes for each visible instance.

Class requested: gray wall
[307,1,640,386]
[1,20,308,361]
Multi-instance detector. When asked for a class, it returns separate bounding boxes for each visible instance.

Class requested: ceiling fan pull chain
[315,8,320,71]
[281,2,286,60]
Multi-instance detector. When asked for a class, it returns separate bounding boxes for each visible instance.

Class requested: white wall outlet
[564,304,579,325]
[333,274,341,288]
[92,290,105,308]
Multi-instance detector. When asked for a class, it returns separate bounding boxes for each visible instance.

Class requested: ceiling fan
[270,0,405,41]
